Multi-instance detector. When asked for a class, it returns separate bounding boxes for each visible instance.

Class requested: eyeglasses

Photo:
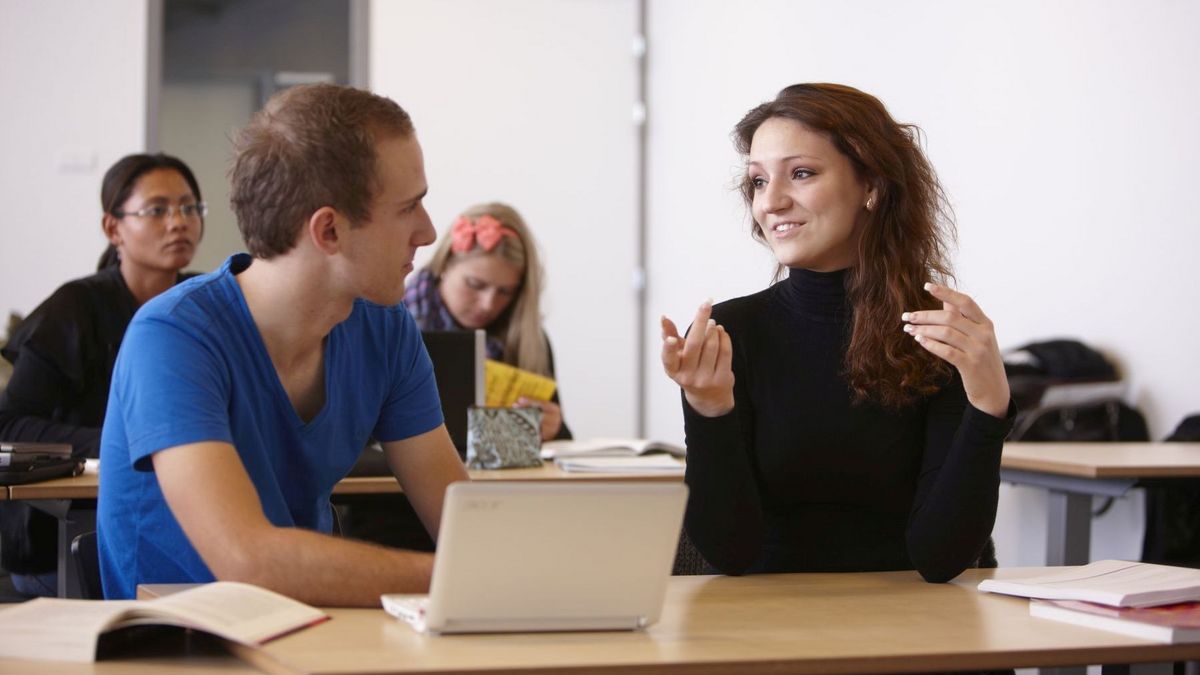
[114,203,208,221]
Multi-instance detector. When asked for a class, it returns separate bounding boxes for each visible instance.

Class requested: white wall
[0,1,150,321]
[370,0,641,438]
[158,79,257,274]
[643,0,1200,566]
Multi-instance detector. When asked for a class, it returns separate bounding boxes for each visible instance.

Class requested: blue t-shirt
[97,254,443,599]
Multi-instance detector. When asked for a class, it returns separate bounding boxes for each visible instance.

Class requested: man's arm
[382,424,471,540]
[153,438,456,607]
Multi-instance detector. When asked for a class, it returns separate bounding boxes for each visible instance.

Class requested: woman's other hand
[903,283,1010,418]
[661,301,735,417]
[515,397,563,441]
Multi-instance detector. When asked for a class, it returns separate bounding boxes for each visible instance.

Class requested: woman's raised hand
[661,301,735,417]
[903,283,1010,418]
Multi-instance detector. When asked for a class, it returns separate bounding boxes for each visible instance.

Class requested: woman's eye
[146,206,169,218]
[750,176,766,190]
[792,168,814,180]
[465,278,486,291]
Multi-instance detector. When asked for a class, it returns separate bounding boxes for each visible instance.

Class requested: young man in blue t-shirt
[96,84,470,604]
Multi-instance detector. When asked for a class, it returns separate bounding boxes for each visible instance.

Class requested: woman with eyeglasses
[0,152,204,597]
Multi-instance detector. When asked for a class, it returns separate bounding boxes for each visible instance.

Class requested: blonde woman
[404,202,571,441]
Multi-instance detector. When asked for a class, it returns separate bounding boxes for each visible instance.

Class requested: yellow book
[485,360,557,408]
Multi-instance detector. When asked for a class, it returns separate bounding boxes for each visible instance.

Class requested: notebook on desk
[381,481,687,634]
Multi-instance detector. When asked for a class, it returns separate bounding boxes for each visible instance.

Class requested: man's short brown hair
[230,84,414,258]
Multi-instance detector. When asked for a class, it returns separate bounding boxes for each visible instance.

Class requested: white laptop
[381,481,688,634]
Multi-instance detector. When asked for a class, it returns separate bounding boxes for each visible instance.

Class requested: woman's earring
[865,197,874,211]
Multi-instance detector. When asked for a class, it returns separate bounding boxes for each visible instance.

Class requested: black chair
[671,527,716,576]
[70,531,103,599]
[975,536,998,569]
[329,502,343,537]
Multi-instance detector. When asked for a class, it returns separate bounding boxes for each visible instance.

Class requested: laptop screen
[420,330,485,458]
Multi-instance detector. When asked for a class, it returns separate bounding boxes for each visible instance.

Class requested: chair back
[70,531,103,599]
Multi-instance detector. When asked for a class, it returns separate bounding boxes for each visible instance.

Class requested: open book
[1031,599,1200,643]
[978,559,1200,608]
[541,438,686,460]
[0,581,327,663]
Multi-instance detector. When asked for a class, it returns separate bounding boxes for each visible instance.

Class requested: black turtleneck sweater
[682,268,1013,582]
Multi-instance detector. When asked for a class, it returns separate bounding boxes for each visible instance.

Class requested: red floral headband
[450,215,518,253]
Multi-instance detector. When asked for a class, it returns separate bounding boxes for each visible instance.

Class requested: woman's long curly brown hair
[734,83,955,408]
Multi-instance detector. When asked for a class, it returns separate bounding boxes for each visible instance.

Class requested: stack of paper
[978,559,1200,607]
[554,455,685,474]
[978,559,1200,643]
[1029,599,1200,643]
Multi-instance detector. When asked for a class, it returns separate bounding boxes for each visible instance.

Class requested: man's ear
[307,207,344,255]
[101,214,122,246]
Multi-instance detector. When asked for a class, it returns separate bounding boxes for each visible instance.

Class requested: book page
[0,598,139,662]
[485,360,556,407]
[141,582,328,645]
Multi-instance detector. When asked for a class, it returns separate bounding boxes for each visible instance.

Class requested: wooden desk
[6,463,682,501]
[22,441,1200,596]
[1001,442,1200,566]
[8,568,1194,674]
[6,463,682,598]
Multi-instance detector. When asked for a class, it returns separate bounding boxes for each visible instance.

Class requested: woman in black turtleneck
[661,84,1015,583]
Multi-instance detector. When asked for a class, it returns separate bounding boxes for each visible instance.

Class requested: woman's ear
[101,214,122,246]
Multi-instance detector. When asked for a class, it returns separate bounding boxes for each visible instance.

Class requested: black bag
[1005,338,1147,444]
[1013,340,1117,380]
[1005,339,1120,410]
[1009,399,1149,444]
[1141,415,1200,568]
